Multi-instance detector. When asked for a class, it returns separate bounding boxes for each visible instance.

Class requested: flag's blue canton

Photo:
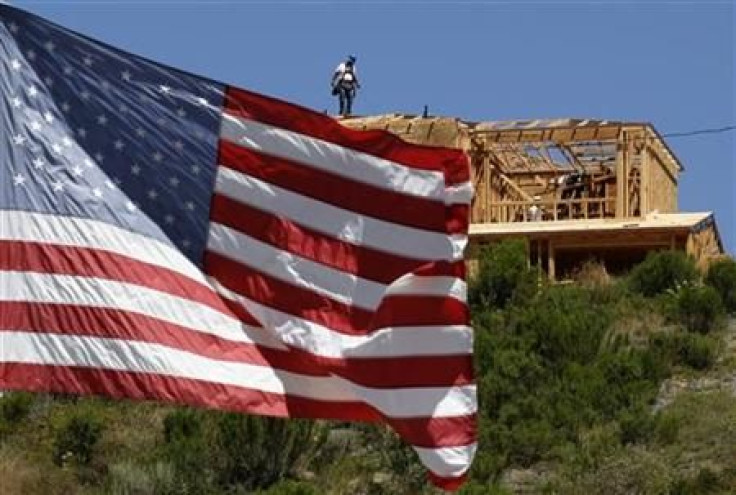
[1,6,225,265]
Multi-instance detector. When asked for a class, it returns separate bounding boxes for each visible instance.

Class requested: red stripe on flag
[1,362,372,420]
[223,86,470,185]
[206,251,469,334]
[1,363,475,447]
[0,301,473,388]
[446,203,470,235]
[428,472,469,492]
[390,415,477,450]
[0,240,227,314]
[210,194,467,285]
[218,140,449,233]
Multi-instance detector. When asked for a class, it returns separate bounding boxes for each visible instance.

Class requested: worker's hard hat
[347,55,356,64]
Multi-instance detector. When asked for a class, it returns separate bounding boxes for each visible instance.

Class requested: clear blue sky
[10,0,736,252]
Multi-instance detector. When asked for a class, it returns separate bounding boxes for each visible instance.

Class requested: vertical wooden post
[616,130,629,218]
[536,239,544,289]
[548,239,556,282]
[640,144,650,216]
[484,156,491,223]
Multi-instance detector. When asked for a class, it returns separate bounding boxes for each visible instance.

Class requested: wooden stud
[548,240,556,281]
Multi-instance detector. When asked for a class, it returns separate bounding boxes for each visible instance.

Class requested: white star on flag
[12,173,26,186]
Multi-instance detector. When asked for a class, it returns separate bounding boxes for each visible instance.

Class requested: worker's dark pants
[337,86,355,116]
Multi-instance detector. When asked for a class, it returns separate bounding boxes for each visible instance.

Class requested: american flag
[0,4,476,489]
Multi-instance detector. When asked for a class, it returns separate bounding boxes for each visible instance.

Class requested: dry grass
[572,260,611,289]
[0,445,77,495]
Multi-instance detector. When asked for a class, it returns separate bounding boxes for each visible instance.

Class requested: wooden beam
[640,147,650,215]
[616,131,629,217]
[548,240,556,281]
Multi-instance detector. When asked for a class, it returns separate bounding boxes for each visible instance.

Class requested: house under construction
[344,115,724,280]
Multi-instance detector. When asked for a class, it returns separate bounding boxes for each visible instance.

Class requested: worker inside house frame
[528,195,543,222]
[331,55,361,117]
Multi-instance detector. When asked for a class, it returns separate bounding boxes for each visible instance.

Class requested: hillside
[1,243,735,494]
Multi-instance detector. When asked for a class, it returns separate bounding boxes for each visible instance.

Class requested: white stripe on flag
[208,222,386,310]
[220,114,446,200]
[0,270,283,349]
[214,167,465,261]
[0,210,206,286]
[386,273,467,301]
[210,279,474,359]
[1,331,476,418]
[414,443,478,478]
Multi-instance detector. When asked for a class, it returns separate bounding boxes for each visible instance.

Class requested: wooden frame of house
[344,115,724,279]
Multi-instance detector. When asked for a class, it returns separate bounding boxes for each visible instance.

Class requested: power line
[8,0,736,4]
[661,125,736,139]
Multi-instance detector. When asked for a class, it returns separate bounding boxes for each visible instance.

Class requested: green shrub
[618,406,657,445]
[649,332,718,371]
[0,391,35,424]
[160,408,212,493]
[671,467,725,495]
[469,239,536,309]
[628,251,698,297]
[258,480,320,495]
[105,460,177,495]
[52,411,104,466]
[0,391,36,438]
[509,286,612,367]
[163,408,203,444]
[674,285,724,334]
[705,257,736,314]
[555,447,672,495]
[212,414,323,490]
[653,412,681,445]
[459,481,513,494]
[677,333,718,370]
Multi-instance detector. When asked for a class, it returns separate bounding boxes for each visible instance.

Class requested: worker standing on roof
[331,55,360,117]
